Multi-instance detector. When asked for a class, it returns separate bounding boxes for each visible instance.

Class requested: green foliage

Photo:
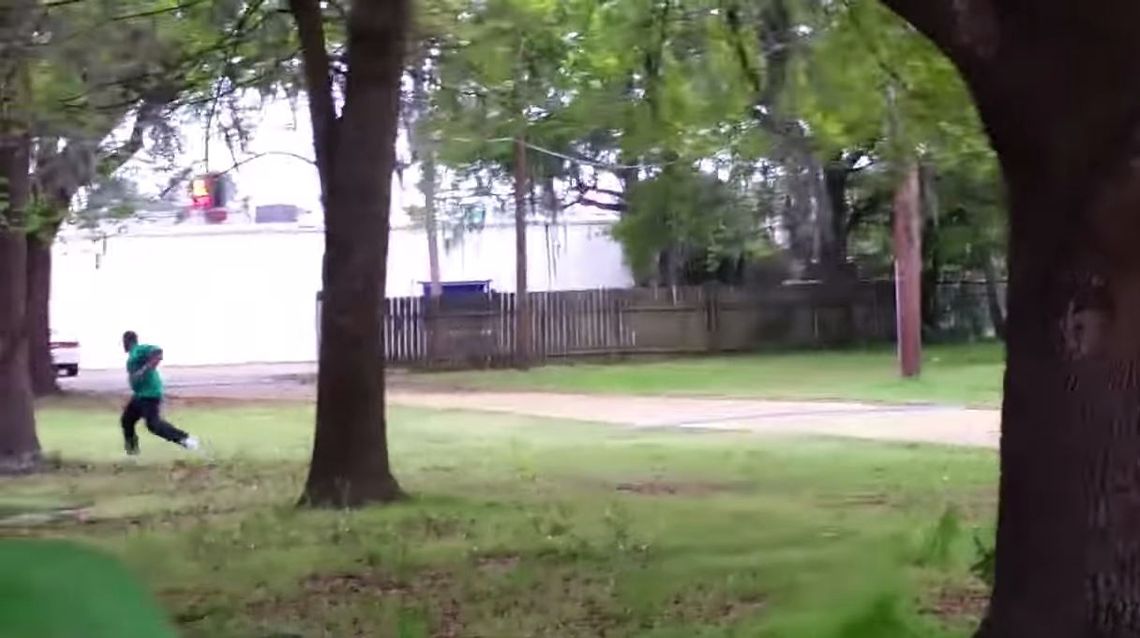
[914,506,964,569]
[612,164,772,279]
[415,0,1005,282]
[970,533,996,587]
[0,1,301,238]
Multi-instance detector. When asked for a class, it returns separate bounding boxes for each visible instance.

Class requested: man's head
[122,331,138,353]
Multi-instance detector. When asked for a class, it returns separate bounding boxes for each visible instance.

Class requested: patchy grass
[400,343,1005,408]
[3,400,997,637]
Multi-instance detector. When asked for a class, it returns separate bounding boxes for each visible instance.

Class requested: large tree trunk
[27,235,58,396]
[877,0,1140,634]
[293,0,407,507]
[0,133,41,474]
[976,175,1140,638]
[0,1,40,474]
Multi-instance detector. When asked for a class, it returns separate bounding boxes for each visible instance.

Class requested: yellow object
[191,178,209,197]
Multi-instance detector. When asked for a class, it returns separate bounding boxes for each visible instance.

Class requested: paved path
[388,391,999,449]
[65,365,999,449]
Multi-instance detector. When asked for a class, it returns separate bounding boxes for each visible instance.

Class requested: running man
[121,331,199,455]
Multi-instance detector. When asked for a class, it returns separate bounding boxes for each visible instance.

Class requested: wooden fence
[356,281,901,369]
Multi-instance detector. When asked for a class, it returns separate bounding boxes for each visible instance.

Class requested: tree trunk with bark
[23,88,174,396]
[0,2,40,474]
[880,0,1140,634]
[0,133,40,474]
[27,234,58,396]
[290,0,407,507]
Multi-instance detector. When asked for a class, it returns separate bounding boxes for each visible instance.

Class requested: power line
[453,136,681,171]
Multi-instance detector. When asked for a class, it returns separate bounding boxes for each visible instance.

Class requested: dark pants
[121,397,187,447]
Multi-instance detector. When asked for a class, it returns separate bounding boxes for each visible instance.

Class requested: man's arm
[129,348,163,383]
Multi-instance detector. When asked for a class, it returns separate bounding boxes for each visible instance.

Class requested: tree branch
[288,0,337,201]
[97,88,178,176]
[33,85,177,219]
[564,194,627,213]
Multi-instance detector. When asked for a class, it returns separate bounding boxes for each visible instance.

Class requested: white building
[52,220,632,369]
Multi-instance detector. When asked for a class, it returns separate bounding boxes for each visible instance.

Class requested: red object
[189,173,231,223]
[893,164,923,378]
[189,175,216,209]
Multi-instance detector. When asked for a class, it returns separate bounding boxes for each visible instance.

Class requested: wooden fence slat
[368,281,965,368]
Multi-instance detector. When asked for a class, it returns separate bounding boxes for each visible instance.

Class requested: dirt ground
[67,366,999,449]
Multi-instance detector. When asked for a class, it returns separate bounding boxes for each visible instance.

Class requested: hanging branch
[288,0,337,200]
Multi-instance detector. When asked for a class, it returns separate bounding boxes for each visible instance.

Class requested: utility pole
[885,81,922,379]
[513,135,530,368]
[893,163,922,378]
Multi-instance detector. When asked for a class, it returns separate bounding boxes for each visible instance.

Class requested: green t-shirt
[126,344,163,399]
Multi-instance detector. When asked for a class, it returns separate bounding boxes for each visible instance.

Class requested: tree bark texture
[27,234,58,396]
[878,0,1140,634]
[0,2,40,474]
[293,0,408,507]
[0,133,41,474]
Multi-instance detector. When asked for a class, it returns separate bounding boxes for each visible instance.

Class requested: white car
[50,330,80,377]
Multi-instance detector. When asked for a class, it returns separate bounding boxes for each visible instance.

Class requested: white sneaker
[182,436,201,451]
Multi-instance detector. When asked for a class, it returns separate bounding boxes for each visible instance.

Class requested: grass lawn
[402,343,1005,408]
[3,398,997,637]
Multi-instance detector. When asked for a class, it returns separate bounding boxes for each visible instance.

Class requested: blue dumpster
[419,280,492,297]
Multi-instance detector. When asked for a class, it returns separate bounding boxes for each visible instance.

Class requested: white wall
[53,222,632,369]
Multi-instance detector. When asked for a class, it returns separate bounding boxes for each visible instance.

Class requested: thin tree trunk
[920,163,941,334]
[411,62,443,362]
[27,234,58,396]
[293,0,407,507]
[921,219,941,334]
[0,133,40,474]
[823,158,851,272]
[981,254,1005,341]
[423,148,442,364]
[424,159,441,298]
[513,135,530,368]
